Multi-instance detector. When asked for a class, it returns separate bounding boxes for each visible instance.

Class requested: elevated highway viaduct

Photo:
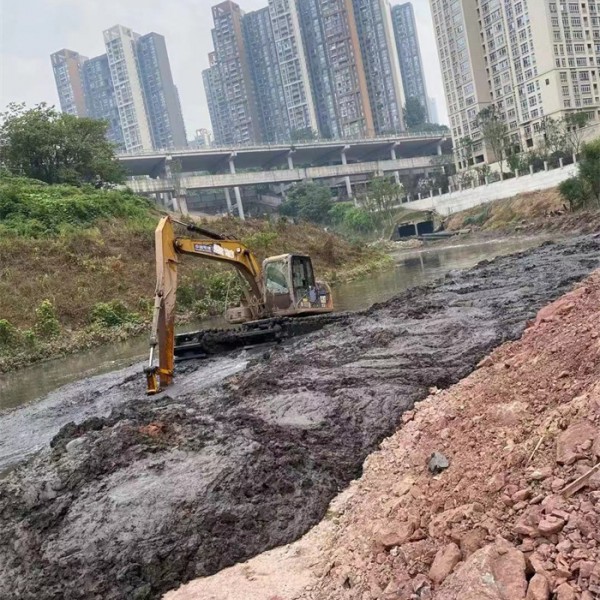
[119,132,452,218]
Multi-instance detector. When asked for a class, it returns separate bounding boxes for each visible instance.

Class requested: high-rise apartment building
[203,52,230,146]
[51,49,88,117]
[268,0,318,137]
[205,0,316,145]
[137,33,188,150]
[82,55,124,148]
[243,6,290,143]
[428,96,439,124]
[353,0,406,134]
[51,26,186,153]
[392,3,429,120]
[430,0,600,166]
[298,0,374,138]
[194,128,213,147]
[211,1,261,145]
[104,25,154,153]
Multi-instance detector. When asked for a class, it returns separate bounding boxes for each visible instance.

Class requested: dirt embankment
[445,188,600,235]
[170,269,600,600]
[0,207,386,372]
[2,236,600,600]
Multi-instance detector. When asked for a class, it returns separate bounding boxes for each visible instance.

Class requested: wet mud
[2,235,600,600]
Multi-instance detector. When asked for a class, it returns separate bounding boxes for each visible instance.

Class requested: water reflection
[332,236,549,312]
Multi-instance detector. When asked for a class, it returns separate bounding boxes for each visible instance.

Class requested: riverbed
[0,235,550,413]
[2,234,598,600]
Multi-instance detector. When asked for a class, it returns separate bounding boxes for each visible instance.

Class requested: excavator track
[174,312,349,361]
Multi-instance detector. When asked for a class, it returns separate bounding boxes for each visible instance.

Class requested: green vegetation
[0,175,154,237]
[90,301,141,328]
[280,182,334,224]
[0,103,124,185]
[403,97,449,133]
[560,138,600,210]
[280,177,408,239]
[462,206,491,228]
[0,175,391,372]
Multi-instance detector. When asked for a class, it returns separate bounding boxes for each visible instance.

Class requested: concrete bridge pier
[341,145,354,203]
[228,153,246,221]
[224,189,233,215]
[178,189,189,216]
[390,143,401,186]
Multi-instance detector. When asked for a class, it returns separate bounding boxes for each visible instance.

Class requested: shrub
[463,206,491,227]
[559,177,587,211]
[34,300,60,338]
[0,175,154,238]
[242,230,278,254]
[0,319,16,346]
[91,301,140,327]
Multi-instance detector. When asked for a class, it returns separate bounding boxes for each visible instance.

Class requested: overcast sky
[0,0,449,137]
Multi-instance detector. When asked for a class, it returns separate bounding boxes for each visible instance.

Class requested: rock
[526,574,550,600]
[477,356,494,368]
[428,543,462,585]
[428,504,483,538]
[527,467,553,482]
[411,574,430,592]
[513,489,532,503]
[537,516,566,535]
[428,452,450,475]
[488,472,506,493]
[458,528,487,557]
[376,521,416,550]
[555,583,576,600]
[65,436,86,455]
[515,506,544,538]
[435,538,527,600]
[556,422,598,465]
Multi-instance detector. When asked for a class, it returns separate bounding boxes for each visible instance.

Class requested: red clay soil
[167,271,600,600]
[308,271,600,600]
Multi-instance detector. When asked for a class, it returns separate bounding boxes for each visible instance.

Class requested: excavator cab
[263,254,333,316]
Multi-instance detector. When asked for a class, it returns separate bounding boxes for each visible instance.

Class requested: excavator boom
[145,216,265,394]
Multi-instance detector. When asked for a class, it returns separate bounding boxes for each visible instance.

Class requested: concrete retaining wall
[403,164,578,216]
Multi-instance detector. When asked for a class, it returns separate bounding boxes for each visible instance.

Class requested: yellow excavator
[145,215,334,394]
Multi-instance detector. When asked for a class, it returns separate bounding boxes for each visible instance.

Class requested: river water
[0,235,551,412]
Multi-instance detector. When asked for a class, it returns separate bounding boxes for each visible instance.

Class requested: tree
[536,117,566,159]
[0,103,124,185]
[403,96,427,130]
[578,138,600,206]
[559,138,600,209]
[280,182,333,224]
[476,105,508,177]
[363,176,404,232]
[455,136,474,168]
[563,111,591,156]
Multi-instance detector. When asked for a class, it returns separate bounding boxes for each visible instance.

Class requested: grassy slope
[445,187,600,233]
[0,177,390,371]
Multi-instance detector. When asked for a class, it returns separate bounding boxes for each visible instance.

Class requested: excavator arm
[145,216,265,395]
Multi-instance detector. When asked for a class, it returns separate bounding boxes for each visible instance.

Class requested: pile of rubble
[310,274,600,600]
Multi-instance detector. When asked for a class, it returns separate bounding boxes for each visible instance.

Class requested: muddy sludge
[2,235,600,600]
